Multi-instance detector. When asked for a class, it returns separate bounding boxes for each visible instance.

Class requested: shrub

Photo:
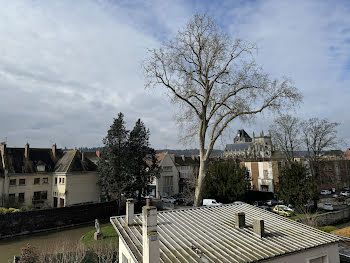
[19,244,39,263]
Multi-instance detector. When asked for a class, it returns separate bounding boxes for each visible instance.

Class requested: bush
[0,207,20,215]
[19,244,39,263]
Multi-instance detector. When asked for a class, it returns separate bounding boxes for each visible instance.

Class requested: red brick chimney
[96,150,101,158]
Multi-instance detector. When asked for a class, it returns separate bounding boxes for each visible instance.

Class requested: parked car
[274,205,294,213]
[340,191,350,197]
[253,201,265,207]
[161,196,177,204]
[258,205,272,212]
[272,205,293,217]
[233,201,245,205]
[344,186,350,191]
[266,200,279,206]
[203,199,222,206]
[320,190,332,195]
[323,203,334,211]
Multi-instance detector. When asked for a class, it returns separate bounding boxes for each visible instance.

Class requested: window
[34,178,40,185]
[309,255,327,263]
[33,191,48,200]
[18,193,25,203]
[9,193,15,200]
[62,178,65,184]
[122,253,129,263]
[43,177,48,184]
[163,166,173,172]
[9,179,16,186]
[263,170,268,179]
[261,185,269,192]
[19,179,26,185]
[55,177,57,185]
[59,177,62,183]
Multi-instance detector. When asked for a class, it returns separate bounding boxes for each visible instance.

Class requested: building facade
[0,142,100,208]
[223,129,273,160]
[148,152,179,199]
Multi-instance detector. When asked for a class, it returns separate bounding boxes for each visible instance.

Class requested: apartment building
[241,161,280,193]
[0,142,100,208]
[148,152,179,199]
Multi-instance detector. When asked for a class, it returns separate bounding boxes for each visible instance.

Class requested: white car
[340,191,350,197]
[203,199,223,206]
[320,190,331,195]
[323,203,334,211]
[233,201,245,205]
[161,197,177,204]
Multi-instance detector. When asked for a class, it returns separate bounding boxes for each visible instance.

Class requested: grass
[80,225,118,247]
[333,226,350,237]
[315,226,338,233]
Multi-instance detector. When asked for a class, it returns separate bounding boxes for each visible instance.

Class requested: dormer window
[37,161,46,172]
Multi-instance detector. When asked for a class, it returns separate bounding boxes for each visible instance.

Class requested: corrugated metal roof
[111,204,341,263]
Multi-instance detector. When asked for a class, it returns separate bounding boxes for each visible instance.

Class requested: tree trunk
[194,158,207,206]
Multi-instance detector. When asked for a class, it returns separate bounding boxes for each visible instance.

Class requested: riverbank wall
[0,201,122,239]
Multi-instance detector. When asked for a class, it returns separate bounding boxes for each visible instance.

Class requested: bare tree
[301,118,340,163]
[269,114,301,163]
[143,14,302,206]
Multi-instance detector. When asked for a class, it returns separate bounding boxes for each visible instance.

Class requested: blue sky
[0,0,349,150]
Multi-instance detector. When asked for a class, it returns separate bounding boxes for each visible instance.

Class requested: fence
[0,201,122,239]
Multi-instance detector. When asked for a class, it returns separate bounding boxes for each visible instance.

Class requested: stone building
[223,129,273,160]
[174,155,199,193]
[0,142,100,208]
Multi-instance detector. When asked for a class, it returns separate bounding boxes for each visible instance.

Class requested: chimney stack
[142,206,159,263]
[235,212,245,228]
[0,142,6,156]
[81,151,85,162]
[24,143,30,160]
[52,143,57,158]
[181,155,185,161]
[253,219,265,238]
[146,198,152,207]
[96,150,101,158]
[126,199,135,226]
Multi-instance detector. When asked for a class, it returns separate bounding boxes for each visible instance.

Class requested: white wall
[65,172,100,206]
[267,244,339,263]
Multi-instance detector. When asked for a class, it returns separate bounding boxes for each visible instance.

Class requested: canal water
[0,222,111,263]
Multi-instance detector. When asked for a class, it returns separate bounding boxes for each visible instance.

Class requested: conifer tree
[128,119,158,202]
[98,113,130,211]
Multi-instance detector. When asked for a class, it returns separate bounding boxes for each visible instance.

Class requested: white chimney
[52,143,57,158]
[142,206,160,263]
[126,199,134,226]
[181,155,185,161]
[253,218,265,238]
[235,212,245,228]
[24,143,30,160]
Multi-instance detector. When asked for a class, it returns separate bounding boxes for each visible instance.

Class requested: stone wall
[0,201,121,239]
[309,207,350,227]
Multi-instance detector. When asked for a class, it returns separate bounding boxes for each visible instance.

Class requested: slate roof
[174,156,199,166]
[2,146,96,174]
[111,204,341,263]
[5,147,63,173]
[224,142,253,152]
[54,150,97,173]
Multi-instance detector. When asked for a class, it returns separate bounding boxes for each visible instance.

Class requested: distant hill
[156,149,223,157]
[64,147,223,157]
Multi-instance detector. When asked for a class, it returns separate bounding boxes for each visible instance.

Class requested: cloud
[0,0,349,150]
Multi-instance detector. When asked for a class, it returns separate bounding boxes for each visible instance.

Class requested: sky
[0,0,349,150]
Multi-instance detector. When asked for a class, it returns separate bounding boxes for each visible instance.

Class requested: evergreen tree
[127,119,158,202]
[98,113,130,211]
[202,160,250,203]
[277,162,314,209]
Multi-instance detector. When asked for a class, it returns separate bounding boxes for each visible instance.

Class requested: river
[0,223,111,263]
